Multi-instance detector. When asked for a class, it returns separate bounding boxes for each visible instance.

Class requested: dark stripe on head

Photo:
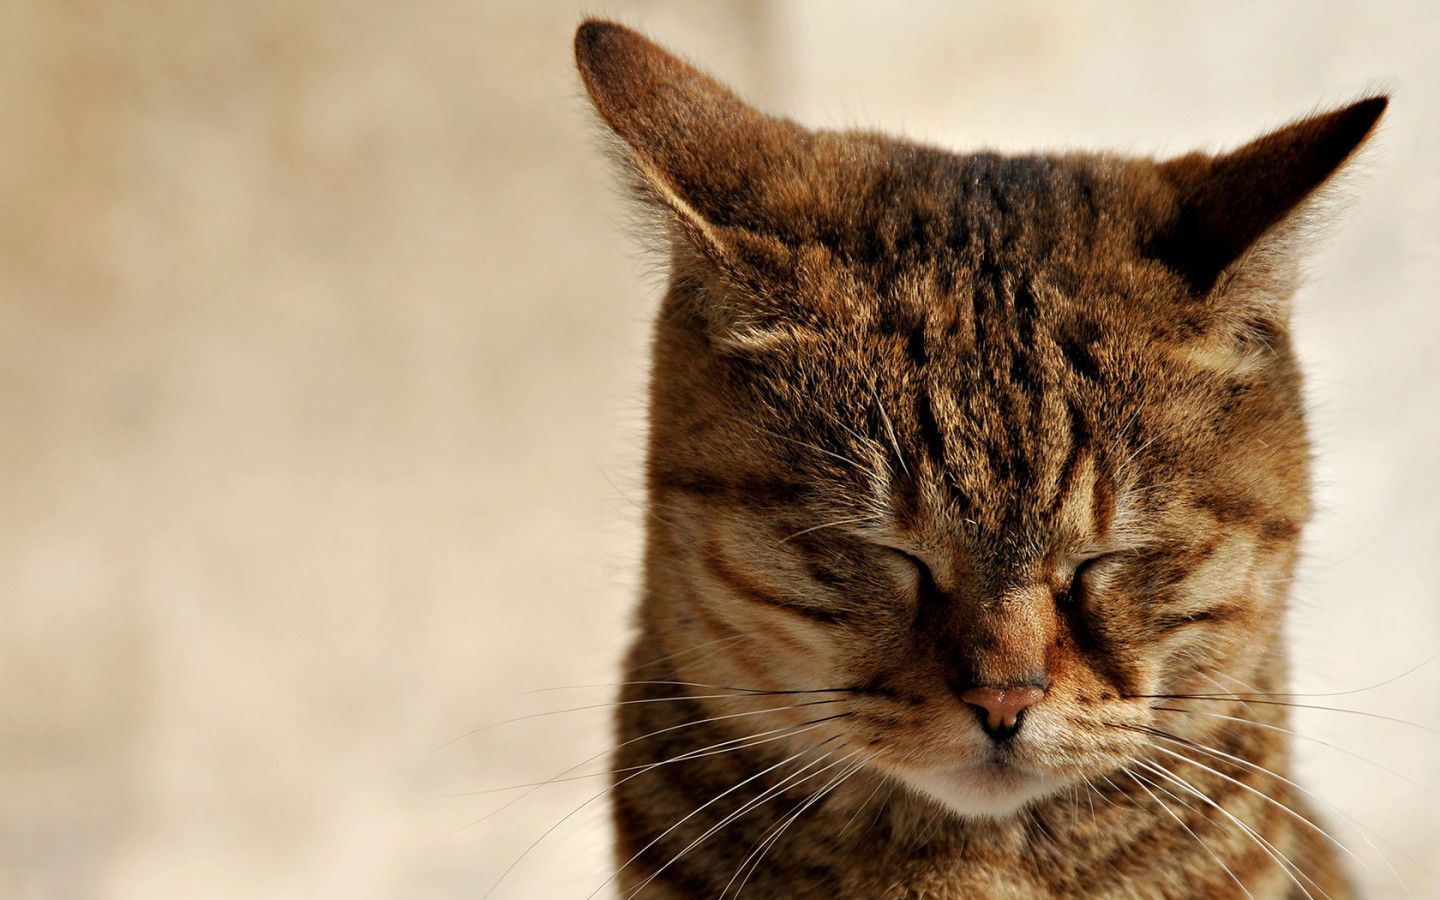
[1090,468,1116,536]
[1060,318,1103,381]
[914,388,948,468]
[1012,279,1037,345]
[906,325,929,370]
[1046,400,1091,517]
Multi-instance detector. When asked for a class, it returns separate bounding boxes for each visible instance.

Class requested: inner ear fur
[575,19,843,342]
[1147,96,1387,298]
[1145,97,1386,368]
[574,20,812,263]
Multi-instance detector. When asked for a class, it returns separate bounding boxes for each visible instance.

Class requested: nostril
[960,685,1046,739]
[969,705,1028,741]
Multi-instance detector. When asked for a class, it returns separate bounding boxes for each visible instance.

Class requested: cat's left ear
[574,20,814,279]
[1147,96,1388,297]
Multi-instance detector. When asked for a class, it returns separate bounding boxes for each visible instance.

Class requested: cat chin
[906,762,1062,820]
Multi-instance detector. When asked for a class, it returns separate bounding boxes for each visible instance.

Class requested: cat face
[643,198,1310,816]
[577,21,1383,818]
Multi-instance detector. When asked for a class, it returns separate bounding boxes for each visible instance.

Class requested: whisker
[837,769,891,837]
[624,748,860,899]
[461,685,867,846]
[723,751,871,899]
[1126,694,1440,737]
[581,441,689,532]
[1135,720,1421,897]
[1140,746,1341,897]
[777,514,883,545]
[679,637,756,671]
[481,713,850,897]
[1198,670,1268,727]
[1105,405,1145,460]
[517,673,739,697]
[1017,814,1045,881]
[1123,769,1255,900]
[866,377,909,477]
[1130,756,1320,900]
[605,633,750,677]
[448,699,851,797]
[590,736,841,898]
[1119,724,1371,879]
[443,684,867,749]
[1107,411,1199,494]
[866,780,900,835]
[1151,705,1435,794]
[1077,775,1102,828]
[807,397,890,478]
[750,424,870,472]
[518,676,838,697]
[1201,655,1440,700]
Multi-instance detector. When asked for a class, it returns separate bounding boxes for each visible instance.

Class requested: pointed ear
[574,20,811,266]
[1147,96,1388,295]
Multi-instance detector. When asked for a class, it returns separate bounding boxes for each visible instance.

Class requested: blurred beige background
[0,1,1436,897]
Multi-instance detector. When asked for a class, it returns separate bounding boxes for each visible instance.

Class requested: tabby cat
[576,19,1385,900]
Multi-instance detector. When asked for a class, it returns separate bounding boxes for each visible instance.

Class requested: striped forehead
[878,270,1113,541]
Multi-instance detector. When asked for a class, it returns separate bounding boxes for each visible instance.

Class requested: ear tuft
[1148,96,1388,295]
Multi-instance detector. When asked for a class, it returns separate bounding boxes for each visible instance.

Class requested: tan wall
[0,1,1435,896]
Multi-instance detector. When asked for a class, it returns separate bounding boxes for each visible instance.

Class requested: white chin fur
[907,764,1060,819]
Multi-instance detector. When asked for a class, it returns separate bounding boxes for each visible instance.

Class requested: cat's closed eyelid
[868,545,933,596]
[891,547,932,576]
[871,541,932,574]
[1068,552,1107,583]
[1069,550,1116,572]
[1054,552,1124,605]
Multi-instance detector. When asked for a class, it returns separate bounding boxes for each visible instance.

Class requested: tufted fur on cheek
[578,18,1384,900]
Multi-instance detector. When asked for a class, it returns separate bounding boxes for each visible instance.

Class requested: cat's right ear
[1147,96,1388,296]
[574,20,809,275]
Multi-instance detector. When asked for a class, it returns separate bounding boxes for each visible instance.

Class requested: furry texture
[576,19,1385,899]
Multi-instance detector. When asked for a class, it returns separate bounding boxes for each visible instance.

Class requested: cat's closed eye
[1064,554,1111,604]
[882,546,931,597]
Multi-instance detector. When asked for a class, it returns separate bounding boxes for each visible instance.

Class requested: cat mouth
[906,759,1061,819]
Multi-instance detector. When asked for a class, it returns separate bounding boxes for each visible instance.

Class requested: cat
[575,18,1385,900]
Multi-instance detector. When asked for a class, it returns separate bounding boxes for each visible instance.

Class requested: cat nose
[960,685,1047,740]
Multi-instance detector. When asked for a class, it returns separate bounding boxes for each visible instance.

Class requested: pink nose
[960,686,1046,732]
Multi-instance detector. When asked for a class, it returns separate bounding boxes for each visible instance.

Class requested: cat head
[578,21,1384,818]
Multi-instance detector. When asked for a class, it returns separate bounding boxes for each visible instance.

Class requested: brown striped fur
[576,19,1384,899]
